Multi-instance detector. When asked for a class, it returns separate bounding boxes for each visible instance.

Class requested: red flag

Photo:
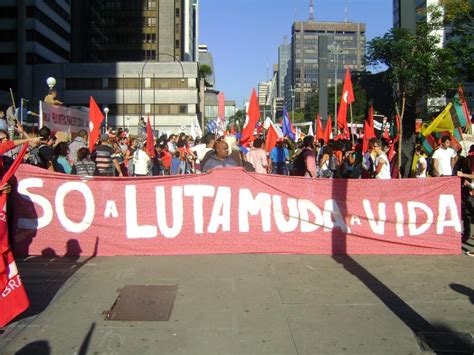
[88,96,104,151]
[324,116,333,144]
[316,114,325,142]
[146,117,156,158]
[265,123,280,153]
[241,89,260,146]
[336,67,355,135]
[0,143,30,327]
[382,125,390,141]
[368,105,374,130]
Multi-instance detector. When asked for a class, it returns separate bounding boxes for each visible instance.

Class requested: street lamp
[103,107,109,132]
[290,86,295,123]
[46,77,56,91]
[329,43,344,134]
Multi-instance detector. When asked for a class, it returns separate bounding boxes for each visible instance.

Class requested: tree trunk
[400,99,417,178]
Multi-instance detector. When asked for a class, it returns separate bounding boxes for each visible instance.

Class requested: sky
[200,0,393,108]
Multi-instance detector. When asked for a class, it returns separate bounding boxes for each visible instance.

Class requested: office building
[0,0,71,98]
[71,0,198,63]
[32,61,201,136]
[291,20,366,109]
[278,42,291,98]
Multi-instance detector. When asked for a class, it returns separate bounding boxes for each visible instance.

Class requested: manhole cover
[105,285,177,321]
[416,331,474,353]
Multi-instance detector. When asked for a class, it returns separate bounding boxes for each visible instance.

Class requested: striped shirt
[91,144,114,176]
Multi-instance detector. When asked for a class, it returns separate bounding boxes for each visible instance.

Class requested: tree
[198,64,213,87]
[367,11,458,177]
[440,0,474,83]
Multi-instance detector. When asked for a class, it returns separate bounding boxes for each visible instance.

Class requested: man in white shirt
[432,136,457,176]
[373,139,391,179]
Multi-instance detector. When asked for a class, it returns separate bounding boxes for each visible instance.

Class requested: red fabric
[336,68,355,134]
[161,150,171,169]
[218,92,225,120]
[241,89,260,146]
[362,105,376,150]
[324,116,333,144]
[316,114,325,142]
[0,141,16,176]
[0,143,30,327]
[10,165,461,256]
[146,117,156,158]
[265,123,279,153]
[88,97,104,151]
[368,106,374,130]
[230,125,235,135]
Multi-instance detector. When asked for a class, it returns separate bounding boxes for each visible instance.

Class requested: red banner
[1,144,30,327]
[10,165,461,256]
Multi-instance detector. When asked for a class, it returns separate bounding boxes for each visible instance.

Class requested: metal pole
[334,50,338,135]
[153,73,156,130]
[20,98,23,125]
[291,87,295,123]
[122,74,125,128]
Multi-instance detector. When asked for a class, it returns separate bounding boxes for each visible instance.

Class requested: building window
[146,17,157,26]
[175,40,180,49]
[175,8,180,17]
[146,1,157,9]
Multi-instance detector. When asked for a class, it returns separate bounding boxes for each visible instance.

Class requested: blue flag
[282,105,295,141]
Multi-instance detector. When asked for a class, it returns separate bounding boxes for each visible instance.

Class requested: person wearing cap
[269,139,289,175]
[91,133,123,176]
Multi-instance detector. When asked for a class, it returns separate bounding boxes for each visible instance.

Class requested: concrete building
[204,92,236,123]
[197,44,215,87]
[258,82,269,106]
[32,62,201,136]
[0,0,71,99]
[71,0,198,63]
[291,21,366,109]
[278,42,291,99]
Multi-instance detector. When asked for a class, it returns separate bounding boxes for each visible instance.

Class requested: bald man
[201,140,238,173]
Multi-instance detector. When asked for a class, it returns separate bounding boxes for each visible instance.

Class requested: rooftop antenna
[266,59,269,82]
[309,0,315,21]
[345,0,348,23]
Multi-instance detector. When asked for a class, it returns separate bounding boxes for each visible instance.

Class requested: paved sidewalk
[1,253,473,354]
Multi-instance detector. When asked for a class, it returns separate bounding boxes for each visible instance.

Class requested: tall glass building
[291,21,366,109]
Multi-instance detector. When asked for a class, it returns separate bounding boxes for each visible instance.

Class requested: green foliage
[198,64,213,87]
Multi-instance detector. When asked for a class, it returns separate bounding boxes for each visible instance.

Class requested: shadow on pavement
[331,176,473,354]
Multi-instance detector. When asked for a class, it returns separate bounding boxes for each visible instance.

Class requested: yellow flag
[421,103,454,137]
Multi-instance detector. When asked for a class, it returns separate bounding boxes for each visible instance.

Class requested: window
[146,1,157,9]
[146,17,157,26]
[175,39,180,49]
[175,8,180,17]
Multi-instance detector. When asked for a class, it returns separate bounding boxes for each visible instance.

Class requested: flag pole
[9,88,16,109]
[349,103,354,145]
[396,93,406,179]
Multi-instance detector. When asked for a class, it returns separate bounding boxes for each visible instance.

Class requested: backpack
[26,144,47,167]
[290,150,308,176]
